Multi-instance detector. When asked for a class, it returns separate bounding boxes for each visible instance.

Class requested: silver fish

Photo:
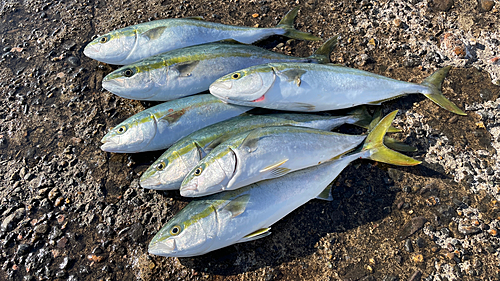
[101,37,337,101]
[84,7,320,65]
[148,111,419,257]
[209,63,466,115]
[140,108,372,190]
[100,94,252,153]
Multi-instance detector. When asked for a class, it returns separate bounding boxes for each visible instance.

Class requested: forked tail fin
[277,7,321,41]
[362,110,421,166]
[421,66,466,116]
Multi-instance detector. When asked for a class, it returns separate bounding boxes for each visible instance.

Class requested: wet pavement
[0,0,499,280]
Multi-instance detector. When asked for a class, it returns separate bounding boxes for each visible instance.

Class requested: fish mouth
[149,239,177,256]
[139,175,162,189]
[179,182,199,197]
[84,43,101,57]
[100,138,120,152]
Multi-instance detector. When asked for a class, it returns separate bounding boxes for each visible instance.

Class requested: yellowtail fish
[100,94,252,153]
[209,63,466,115]
[148,111,420,257]
[84,7,320,65]
[102,37,337,101]
[140,107,372,190]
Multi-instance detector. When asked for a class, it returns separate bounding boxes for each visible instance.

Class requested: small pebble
[405,239,414,253]
[479,0,495,11]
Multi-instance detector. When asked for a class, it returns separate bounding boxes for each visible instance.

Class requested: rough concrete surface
[0,0,499,280]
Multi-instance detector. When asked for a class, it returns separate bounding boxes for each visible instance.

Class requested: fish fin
[171,61,200,77]
[222,194,251,218]
[217,39,244,44]
[260,159,288,172]
[291,102,316,111]
[260,159,291,178]
[347,106,372,129]
[366,107,401,133]
[184,16,204,20]
[277,69,306,87]
[316,185,333,201]
[239,129,264,153]
[276,6,321,41]
[325,63,344,66]
[308,35,338,64]
[141,26,167,40]
[194,142,207,159]
[269,167,291,178]
[362,110,421,166]
[421,66,466,115]
[237,228,272,243]
[205,135,232,151]
[383,137,417,152]
[160,109,186,124]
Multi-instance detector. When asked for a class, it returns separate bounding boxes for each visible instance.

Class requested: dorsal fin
[184,16,204,20]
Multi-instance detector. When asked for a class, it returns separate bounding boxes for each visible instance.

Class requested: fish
[140,107,373,190]
[100,94,252,153]
[84,7,320,65]
[209,63,467,115]
[179,124,367,197]
[101,36,338,101]
[148,110,420,257]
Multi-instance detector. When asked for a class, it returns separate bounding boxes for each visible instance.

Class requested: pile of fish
[84,7,466,258]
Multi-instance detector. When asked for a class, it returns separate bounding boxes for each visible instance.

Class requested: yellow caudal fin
[277,7,321,41]
[308,36,338,64]
[362,110,421,166]
[366,107,401,133]
[421,66,467,116]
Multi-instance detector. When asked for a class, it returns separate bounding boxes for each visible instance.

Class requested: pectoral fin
[171,61,200,77]
[141,26,167,40]
[278,69,307,87]
[222,194,250,218]
[316,185,333,201]
[240,129,265,153]
[237,228,272,243]
[205,135,232,151]
[194,142,207,159]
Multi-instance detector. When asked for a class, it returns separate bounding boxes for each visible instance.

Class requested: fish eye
[194,167,203,176]
[170,225,181,236]
[99,36,109,43]
[231,73,241,79]
[156,161,166,171]
[123,68,134,77]
[117,125,127,134]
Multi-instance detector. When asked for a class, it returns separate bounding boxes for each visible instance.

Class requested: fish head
[100,112,157,153]
[84,27,137,64]
[180,148,236,197]
[148,200,218,257]
[209,64,276,102]
[102,58,168,99]
[140,151,188,190]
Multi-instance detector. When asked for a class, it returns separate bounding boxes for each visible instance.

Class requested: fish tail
[277,7,321,41]
[307,35,338,64]
[362,110,421,166]
[351,106,400,133]
[421,66,467,115]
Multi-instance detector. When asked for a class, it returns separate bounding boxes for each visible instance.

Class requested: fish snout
[179,182,199,197]
[149,239,177,256]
